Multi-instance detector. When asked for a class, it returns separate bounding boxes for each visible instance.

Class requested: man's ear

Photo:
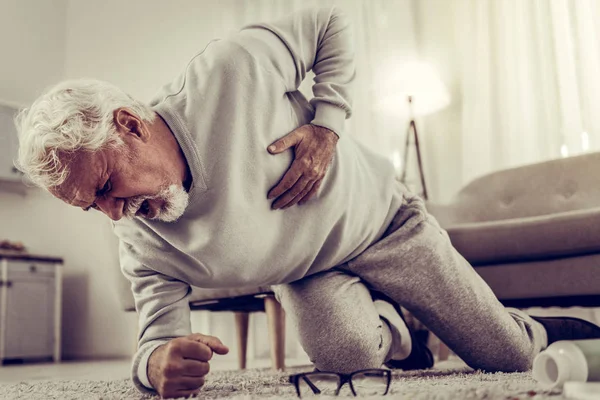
[114,108,149,142]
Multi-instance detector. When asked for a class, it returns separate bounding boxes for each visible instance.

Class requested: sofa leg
[264,295,286,371]
[234,312,250,370]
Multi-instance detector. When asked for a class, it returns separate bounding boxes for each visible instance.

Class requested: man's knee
[500,350,535,372]
[470,347,534,373]
[308,328,386,374]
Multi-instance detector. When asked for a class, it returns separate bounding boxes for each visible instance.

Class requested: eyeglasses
[289,369,391,397]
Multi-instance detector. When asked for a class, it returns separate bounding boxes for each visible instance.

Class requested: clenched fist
[147,333,229,399]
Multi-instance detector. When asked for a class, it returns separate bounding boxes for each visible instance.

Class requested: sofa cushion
[446,208,600,265]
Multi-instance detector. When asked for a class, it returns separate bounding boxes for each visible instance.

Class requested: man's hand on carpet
[147,333,229,399]
[267,124,338,209]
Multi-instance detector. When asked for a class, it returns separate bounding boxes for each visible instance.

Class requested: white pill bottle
[533,339,600,390]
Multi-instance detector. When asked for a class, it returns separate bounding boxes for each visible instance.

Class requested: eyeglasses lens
[297,373,341,397]
[351,370,388,396]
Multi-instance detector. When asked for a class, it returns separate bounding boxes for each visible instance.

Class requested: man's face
[50,112,189,222]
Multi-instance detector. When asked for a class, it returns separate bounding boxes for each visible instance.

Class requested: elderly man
[15,6,600,399]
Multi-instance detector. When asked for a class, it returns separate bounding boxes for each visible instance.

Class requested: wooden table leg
[264,295,286,371]
[234,312,249,370]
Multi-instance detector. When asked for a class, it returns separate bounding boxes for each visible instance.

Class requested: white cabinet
[0,103,23,183]
[0,257,63,363]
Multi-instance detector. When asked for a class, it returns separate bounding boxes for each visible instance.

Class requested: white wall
[64,0,245,101]
[0,0,66,105]
[0,0,137,360]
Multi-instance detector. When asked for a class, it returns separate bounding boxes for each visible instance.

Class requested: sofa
[426,152,600,308]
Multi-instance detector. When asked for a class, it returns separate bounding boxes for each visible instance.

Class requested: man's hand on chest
[267,123,338,209]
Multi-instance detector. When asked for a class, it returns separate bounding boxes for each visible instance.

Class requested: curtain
[452,0,600,186]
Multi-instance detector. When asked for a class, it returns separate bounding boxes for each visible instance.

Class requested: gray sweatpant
[273,191,548,373]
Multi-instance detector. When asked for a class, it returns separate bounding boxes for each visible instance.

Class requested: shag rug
[0,360,566,400]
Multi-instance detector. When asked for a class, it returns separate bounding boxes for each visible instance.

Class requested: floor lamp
[378,61,451,200]
[400,95,428,199]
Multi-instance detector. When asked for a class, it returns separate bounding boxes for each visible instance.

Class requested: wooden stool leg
[427,332,450,362]
[264,295,286,371]
[438,341,450,361]
[134,330,139,353]
[235,312,250,370]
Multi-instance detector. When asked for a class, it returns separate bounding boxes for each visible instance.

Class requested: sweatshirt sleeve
[231,6,356,137]
[118,238,193,394]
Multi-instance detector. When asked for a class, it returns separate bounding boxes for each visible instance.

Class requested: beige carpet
[0,360,567,399]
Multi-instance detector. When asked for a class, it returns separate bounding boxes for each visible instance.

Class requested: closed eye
[82,179,112,212]
[97,180,112,196]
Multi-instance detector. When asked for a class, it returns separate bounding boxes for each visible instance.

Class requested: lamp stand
[400,96,428,200]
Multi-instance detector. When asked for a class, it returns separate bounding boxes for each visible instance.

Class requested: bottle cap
[533,351,572,390]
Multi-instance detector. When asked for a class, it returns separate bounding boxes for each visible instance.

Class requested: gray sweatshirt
[112,6,404,393]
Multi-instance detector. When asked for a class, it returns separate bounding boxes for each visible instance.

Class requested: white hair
[14,79,156,189]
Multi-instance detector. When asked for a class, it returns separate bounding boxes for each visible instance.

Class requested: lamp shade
[374,60,451,118]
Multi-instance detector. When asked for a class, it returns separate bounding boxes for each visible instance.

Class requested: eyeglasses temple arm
[302,376,322,394]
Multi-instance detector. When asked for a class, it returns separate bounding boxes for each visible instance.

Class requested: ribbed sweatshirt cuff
[311,102,347,137]
[131,340,168,394]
